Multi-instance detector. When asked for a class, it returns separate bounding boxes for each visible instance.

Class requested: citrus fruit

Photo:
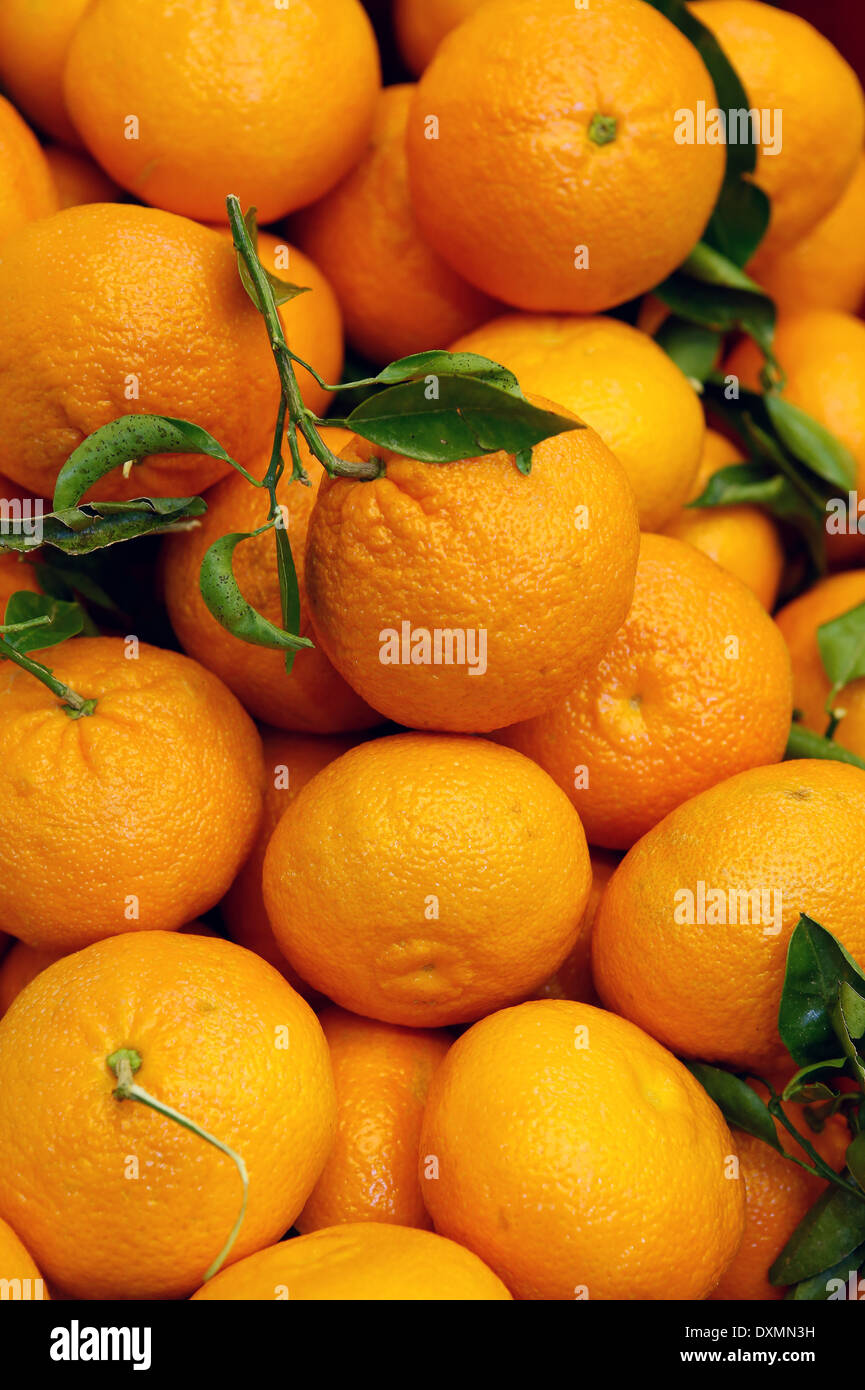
[191,1223,511,1300]
[297,1007,451,1233]
[0,637,264,951]
[775,570,865,760]
[592,759,865,1072]
[0,1215,49,1299]
[749,154,865,315]
[406,0,725,312]
[0,931,336,1300]
[222,728,362,987]
[419,1000,745,1300]
[533,849,619,1005]
[162,428,379,734]
[63,0,381,223]
[0,94,57,243]
[0,0,90,144]
[690,1,865,253]
[304,414,640,733]
[263,733,592,1027]
[662,428,784,609]
[450,313,704,530]
[42,144,122,208]
[394,0,484,74]
[0,204,279,502]
[500,533,793,849]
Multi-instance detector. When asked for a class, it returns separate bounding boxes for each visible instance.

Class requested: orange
[0,204,280,502]
[533,849,619,1005]
[727,311,865,563]
[394,0,484,74]
[63,0,381,224]
[0,637,264,951]
[500,533,793,849]
[450,314,704,531]
[775,570,865,760]
[749,154,865,315]
[192,1223,511,1301]
[662,428,784,609]
[592,759,865,1072]
[42,144,122,208]
[263,733,592,1027]
[0,94,57,243]
[406,0,724,313]
[0,1215,49,1299]
[222,728,362,988]
[162,429,379,734]
[0,932,336,1299]
[293,85,498,367]
[305,415,639,733]
[0,0,90,144]
[297,1007,451,1233]
[420,1000,745,1300]
[690,2,865,253]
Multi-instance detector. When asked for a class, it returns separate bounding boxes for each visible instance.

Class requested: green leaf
[0,592,85,655]
[232,205,311,312]
[0,497,207,557]
[765,394,857,490]
[779,915,865,1067]
[53,416,237,511]
[840,981,865,1041]
[654,272,776,360]
[771,1182,865,1286]
[373,351,522,395]
[817,601,865,705]
[344,377,579,464]
[199,530,313,655]
[680,241,764,293]
[685,1063,782,1151]
[782,1058,848,1103]
[654,318,721,384]
[785,723,865,770]
[705,179,771,269]
[786,1240,865,1300]
[273,514,303,676]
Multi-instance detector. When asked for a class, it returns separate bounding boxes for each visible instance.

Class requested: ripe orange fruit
[0,932,337,1299]
[662,428,784,609]
[450,314,704,530]
[533,849,619,1005]
[0,94,57,243]
[0,637,264,951]
[394,0,484,74]
[42,145,122,209]
[0,1215,49,1298]
[222,728,362,987]
[406,0,724,313]
[162,429,379,734]
[420,1000,745,1300]
[63,0,381,224]
[293,84,498,366]
[592,759,865,1072]
[297,1008,451,1233]
[0,0,90,144]
[775,570,865,760]
[0,204,279,502]
[305,416,639,733]
[501,533,793,849]
[749,154,865,315]
[192,1223,512,1301]
[690,2,864,253]
[263,733,592,1027]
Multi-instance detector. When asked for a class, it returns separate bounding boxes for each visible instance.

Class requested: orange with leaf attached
[775,570,865,761]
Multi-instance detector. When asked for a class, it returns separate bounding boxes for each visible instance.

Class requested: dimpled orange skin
[0,1216,49,1297]
[0,638,264,951]
[0,0,89,144]
[192,1223,512,1301]
[293,85,498,367]
[0,933,337,1300]
[394,0,485,74]
[748,155,865,316]
[592,760,865,1072]
[305,416,640,733]
[42,145,122,209]
[533,849,619,1005]
[297,1008,451,1234]
[407,0,725,313]
[450,314,704,531]
[500,533,793,849]
[222,729,361,992]
[263,734,593,1028]
[0,204,279,502]
[690,2,865,254]
[662,428,784,610]
[162,430,379,736]
[0,95,58,243]
[63,0,380,224]
[775,571,865,760]
[420,1000,745,1301]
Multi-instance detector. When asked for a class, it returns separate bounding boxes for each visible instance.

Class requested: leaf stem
[768,1096,865,1203]
[0,634,96,717]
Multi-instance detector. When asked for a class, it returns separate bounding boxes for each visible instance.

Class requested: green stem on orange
[588,113,617,146]
[0,633,96,718]
[767,1096,865,1203]
[107,1047,249,1282]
